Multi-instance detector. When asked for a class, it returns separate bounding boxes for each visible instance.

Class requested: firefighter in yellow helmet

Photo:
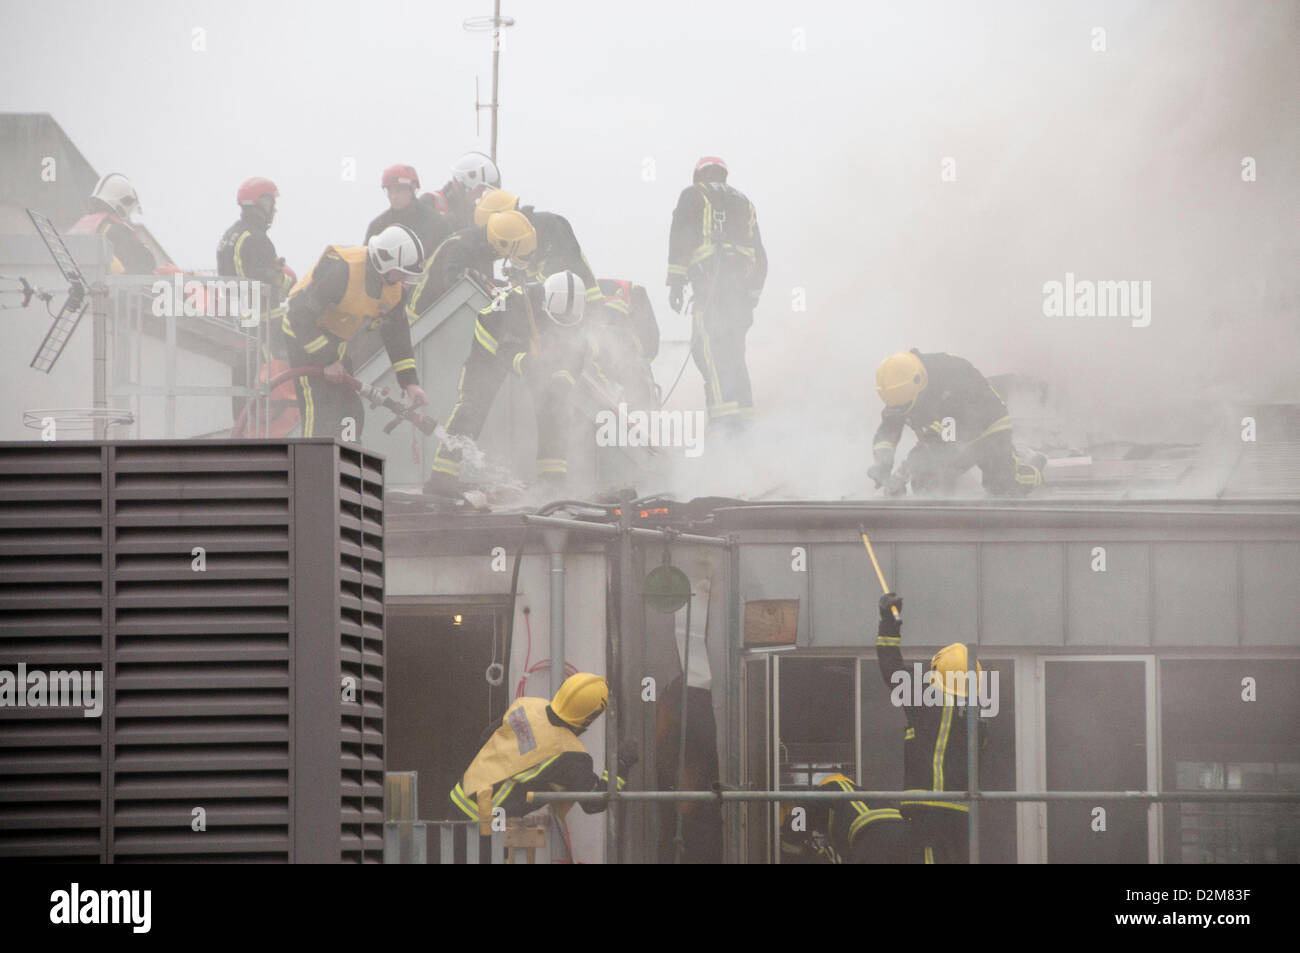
[449,673,639,829]
[870,349,1043,497]
[875,591,989,863]
[780,772,910,864]
[405,206,536,323]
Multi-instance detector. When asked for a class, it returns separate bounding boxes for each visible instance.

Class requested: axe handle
[859,525,900,619]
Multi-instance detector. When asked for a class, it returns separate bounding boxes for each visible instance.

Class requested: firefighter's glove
[404,384,429,410]
[878,592,903,639]
[322,361,351,385]
[668,285,685,314]
[885,472,908,497]
[616,738,640,777]
[867,462,891,489]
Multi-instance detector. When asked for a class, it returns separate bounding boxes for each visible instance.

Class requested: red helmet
[693,156,728,182]
[237,177,279,206]
[382,164,420,190]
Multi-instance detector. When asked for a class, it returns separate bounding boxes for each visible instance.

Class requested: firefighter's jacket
[665,182,767,295]
[871,349,1012,471]
[449,697,622,820]
[282,245,417,388]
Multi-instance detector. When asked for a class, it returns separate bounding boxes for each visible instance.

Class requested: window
[1161,660,1300,863]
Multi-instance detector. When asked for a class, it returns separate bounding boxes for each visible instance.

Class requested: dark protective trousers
[905,806,969,864]
[846,816,916,864]
[431,341,572,482]
[690,282,754,431]
[907,430,1041,497]
[278,327,363,439]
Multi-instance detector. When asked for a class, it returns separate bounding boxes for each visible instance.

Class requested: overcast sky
[3,0,1296,494]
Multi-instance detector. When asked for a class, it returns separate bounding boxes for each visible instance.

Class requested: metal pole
[490,0,501,164]
[92,286,107,440]
[967,643,979,864]
[545,530,566,864]
[673,595,692,863]
[531,789,1300,805]
[522,513,727,548]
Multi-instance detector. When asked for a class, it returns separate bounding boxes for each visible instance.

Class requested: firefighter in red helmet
[364,163,447,255]
[666,156,767,441]
[217,177,292,305]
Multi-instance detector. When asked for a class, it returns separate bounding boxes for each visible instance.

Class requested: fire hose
[230,364,438,439]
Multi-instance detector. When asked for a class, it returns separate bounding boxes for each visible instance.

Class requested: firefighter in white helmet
[420,151,502,233]
[276,224,429,438]
[68,172,156,275]
[423,266,590,498]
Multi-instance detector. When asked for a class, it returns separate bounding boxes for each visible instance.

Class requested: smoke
[655,1,1300,500]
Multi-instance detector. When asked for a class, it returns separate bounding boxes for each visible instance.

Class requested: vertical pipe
[164,310,177,438]
[967,642,980,864]
[725,537,741,863]
[92,287,107,440]
[490,0,501,164]
[673,596,692,863]
[544,529,566,865]
[607,508,634,862]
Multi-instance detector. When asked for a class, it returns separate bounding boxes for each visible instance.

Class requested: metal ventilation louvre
[0,444,108,861]
[109,442,294,862]
[0,439,385,863]
[335,446,386,863]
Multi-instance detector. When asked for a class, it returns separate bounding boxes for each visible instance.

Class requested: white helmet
[451,151,501,194]
[92,172,141,219]
[542,271,586,327]
[367,224,425,279]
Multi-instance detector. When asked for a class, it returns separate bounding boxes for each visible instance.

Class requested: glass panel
[1161,660,1300,863]
[1045,659,1148,863]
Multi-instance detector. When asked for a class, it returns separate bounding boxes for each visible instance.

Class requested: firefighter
[363,164,447,255]
[457,189,601,300]
[780,773,910,864]
[68,173,156,275]
[420,151,501,233]
[217,177,293,306]
[586,278,661,409]
[403,191,521,322]
[875,591,987,864]
[277,224,429,439]
[869,349,1043,497]
[666,156,766,438]
[449,672,638,825]
[422,265,589,497]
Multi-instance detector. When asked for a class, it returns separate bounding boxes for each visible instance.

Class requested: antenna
[25,208,91,374]
[464,2,516,164]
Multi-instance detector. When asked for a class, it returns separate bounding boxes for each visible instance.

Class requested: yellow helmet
[551,672,609,730]
[474,189,520,227]
[485,210,537,265]
[928,643,983,698]
[876,351,928,409]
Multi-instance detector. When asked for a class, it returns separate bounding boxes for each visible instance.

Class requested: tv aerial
[0,208,94,374]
